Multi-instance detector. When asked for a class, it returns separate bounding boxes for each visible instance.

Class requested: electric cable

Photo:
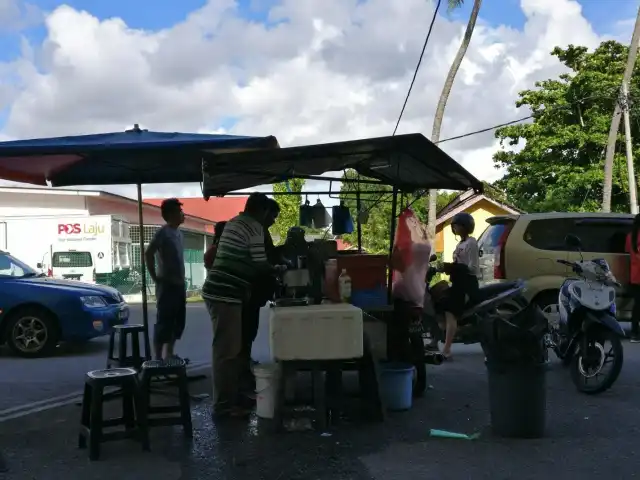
[392,0,442,136]
[344,0,443,216]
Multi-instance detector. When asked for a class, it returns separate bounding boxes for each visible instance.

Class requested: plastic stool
[78,368,149,460]
[139,359,193,437]
[107,324,145,370]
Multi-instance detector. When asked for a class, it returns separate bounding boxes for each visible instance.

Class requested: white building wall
[0,188,212,234]
[0,190,90,217]
[85,196,210,232]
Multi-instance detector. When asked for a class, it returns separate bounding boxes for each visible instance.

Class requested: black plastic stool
[139,359,193,437]
[78,368,150,460]
[107,324,146,370]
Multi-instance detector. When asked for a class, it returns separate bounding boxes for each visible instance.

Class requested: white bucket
[254,363,281,419]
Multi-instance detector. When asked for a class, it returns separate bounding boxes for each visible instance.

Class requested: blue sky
[0,0,634,65]
[0,0,635,137]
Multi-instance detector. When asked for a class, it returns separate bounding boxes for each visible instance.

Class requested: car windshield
[0,251,40,278]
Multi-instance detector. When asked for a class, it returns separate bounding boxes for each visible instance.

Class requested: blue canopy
[0,126,279,186]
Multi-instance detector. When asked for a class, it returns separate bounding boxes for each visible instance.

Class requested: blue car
[0,250,130,357]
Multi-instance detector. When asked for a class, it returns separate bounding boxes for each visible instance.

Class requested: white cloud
[0,0,41,31]
[0,0,619,203]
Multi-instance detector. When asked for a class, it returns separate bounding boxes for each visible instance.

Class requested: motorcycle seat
[465,281,521,308]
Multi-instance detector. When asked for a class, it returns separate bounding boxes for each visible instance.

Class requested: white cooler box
[268,303,364,361]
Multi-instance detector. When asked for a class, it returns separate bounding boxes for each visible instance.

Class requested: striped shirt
[202,213,270,304]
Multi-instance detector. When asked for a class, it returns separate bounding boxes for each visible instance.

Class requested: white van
[51,249,96,283]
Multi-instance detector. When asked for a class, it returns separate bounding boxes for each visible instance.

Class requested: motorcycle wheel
[570,329,623,395]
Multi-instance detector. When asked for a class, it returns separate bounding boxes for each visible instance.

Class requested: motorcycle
[546,234,625,394]
[423,255,528,347]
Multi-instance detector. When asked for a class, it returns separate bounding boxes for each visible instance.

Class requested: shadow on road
[0,338,110,359]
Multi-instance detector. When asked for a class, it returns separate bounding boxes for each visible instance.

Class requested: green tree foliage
[271,179,305,244]
[494,41,640,213]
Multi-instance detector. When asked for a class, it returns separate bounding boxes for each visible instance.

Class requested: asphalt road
[0,303,216,413]
[3,338,640,479]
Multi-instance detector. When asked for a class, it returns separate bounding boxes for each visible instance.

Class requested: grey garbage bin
[486,361,547,438]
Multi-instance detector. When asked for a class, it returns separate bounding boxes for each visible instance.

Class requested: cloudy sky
[0,0,636,202]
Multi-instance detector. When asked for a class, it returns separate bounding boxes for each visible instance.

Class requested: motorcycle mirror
[429,254,438,262]
[564,234,582,250]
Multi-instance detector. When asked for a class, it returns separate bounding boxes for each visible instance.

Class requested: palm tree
[427,0,483,238]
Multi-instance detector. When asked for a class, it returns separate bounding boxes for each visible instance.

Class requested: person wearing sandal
[436,212,480,360]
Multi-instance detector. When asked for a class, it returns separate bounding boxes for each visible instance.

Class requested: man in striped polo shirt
[202,193,277,417]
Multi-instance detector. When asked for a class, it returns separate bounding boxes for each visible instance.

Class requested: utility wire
[392,0,442,136]
[435,116,533,144]
[435,87,629,144]
[347,0,443,215]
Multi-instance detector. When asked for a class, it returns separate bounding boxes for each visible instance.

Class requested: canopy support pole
[356,190,363,253]
[387,187,398,303]
[137,183,152,360]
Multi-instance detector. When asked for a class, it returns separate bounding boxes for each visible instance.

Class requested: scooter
[423,255,528,347]
[547,234,625,394]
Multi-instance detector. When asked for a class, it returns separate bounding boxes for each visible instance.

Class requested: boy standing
[145,198,186,360]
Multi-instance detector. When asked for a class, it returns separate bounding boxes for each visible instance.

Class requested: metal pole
[602,4,640,212]
[622,81,638,214]
[356,190,363,253]
[387,187,399,303]
[136,183,151,360]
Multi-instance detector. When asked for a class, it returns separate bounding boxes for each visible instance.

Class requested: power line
[348,0,443,216]
[392,0,442,136]
[435,87,626,145]
[435,116,533,144]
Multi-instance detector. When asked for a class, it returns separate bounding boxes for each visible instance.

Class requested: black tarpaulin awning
[201,133,482,197]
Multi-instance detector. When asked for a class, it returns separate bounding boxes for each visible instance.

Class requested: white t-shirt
[453,237,480,278]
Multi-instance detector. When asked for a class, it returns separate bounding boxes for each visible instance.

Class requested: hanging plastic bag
[312,199,331,228]
[390,208,415,273]
[299,199,314,228]
[332,201,354,235]
[391,208,432,306]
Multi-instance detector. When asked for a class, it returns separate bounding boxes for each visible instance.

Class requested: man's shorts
[154,281,187,344]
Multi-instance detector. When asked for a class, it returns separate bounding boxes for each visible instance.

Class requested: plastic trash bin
[486,361,547,438]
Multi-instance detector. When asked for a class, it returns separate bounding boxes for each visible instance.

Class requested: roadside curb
[0,361,211,424]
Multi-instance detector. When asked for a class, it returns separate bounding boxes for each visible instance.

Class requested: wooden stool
[139,359,193,438]
[107,324,145,370]
[78,368,149,461]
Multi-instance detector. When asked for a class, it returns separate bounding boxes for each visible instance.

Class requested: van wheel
[5,307,60,358]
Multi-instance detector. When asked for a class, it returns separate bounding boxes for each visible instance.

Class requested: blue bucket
[379,362,414,411]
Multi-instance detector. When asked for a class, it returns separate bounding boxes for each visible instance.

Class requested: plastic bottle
[338,268,352,303]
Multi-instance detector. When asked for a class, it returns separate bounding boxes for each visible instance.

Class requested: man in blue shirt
[145,198,186,361]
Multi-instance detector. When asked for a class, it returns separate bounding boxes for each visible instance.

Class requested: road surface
[0,303,214,413]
